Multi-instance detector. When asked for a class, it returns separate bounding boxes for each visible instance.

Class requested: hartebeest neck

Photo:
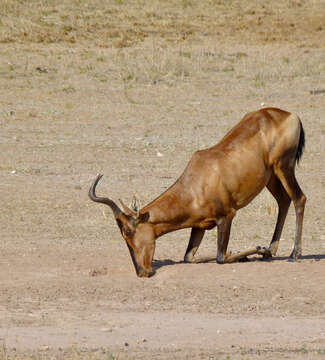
[140,185,192,237]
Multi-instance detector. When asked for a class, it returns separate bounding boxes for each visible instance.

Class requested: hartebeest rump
[89,107,306,277]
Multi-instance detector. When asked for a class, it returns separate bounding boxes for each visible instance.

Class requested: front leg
[184,227,223,264]
[216,214,263,264]
[184,228,205,263]
[216,216,233,264]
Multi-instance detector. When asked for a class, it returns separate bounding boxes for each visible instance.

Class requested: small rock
[39,345,50,351]
[89,267,108,277]
[100,328,112,332]
[36,66,48,73]
[4,109,15,116]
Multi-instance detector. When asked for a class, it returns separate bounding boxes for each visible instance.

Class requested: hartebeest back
[89,107,306,277]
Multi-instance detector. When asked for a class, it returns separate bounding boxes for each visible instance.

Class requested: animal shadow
[152,253,325,272]
[273,254,325,261]
[152,259,182,271]
[249,253,325,262]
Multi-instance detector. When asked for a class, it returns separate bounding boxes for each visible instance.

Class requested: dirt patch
[1,1,325,359]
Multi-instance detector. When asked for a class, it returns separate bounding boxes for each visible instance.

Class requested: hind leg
[274,164,306,260]
[264,174,291,257]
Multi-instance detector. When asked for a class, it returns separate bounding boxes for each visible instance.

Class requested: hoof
[288,255,300,262]
[289,250,301,262]
[263,252,273,260]
[137,268,155,278]
[184,255,199,263]
[257,247,272,259]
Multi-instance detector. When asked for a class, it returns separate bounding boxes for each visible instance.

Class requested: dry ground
[0,1,325,359]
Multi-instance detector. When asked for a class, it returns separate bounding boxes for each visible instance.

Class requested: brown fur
[89,108,306,277]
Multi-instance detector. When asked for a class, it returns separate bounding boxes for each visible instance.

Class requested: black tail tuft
[296,119,305,164]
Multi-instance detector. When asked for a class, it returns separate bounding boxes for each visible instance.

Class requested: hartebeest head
[88,174,155,277]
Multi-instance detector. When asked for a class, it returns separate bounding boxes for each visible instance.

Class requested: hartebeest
[89,108,306,277]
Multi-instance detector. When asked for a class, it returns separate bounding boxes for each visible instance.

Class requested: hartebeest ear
[136,212,150,225]
[119,199,149,225]
[119,199,136,217]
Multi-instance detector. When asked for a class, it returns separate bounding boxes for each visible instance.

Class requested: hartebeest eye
[115,215,136,239]
[123,226,134,238]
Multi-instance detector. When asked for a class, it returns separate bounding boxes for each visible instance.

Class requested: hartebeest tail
[89,107,306,277]
[296,120,305,164]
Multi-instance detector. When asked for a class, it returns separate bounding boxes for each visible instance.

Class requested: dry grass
[0,341,119,360]
[1,0,325,46]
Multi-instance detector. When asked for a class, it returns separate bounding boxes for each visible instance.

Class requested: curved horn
[88,174,122,219]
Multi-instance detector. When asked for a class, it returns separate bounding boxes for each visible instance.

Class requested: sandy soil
[0,1,325,359]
